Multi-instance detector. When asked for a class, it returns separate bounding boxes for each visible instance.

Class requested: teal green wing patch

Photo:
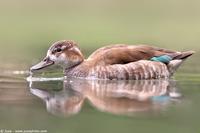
[150,55,172,63]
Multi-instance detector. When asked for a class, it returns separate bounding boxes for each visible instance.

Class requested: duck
[30,40,194,80]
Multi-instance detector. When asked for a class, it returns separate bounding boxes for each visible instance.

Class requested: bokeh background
[0,0,199,73]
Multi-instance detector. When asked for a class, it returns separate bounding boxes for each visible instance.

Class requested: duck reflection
[28,78,181,117]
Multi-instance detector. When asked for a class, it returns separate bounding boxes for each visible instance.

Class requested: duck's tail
[167,51,195,76]
[173,51,195,60]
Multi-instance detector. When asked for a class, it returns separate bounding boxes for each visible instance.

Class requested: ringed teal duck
[30,40,194,80]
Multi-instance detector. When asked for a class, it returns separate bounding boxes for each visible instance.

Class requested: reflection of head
[30,82,84,117]
[46,92,84,117]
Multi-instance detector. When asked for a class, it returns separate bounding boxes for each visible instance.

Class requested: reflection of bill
[29,78,181,117]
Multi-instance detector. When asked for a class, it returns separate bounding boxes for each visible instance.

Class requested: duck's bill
[30,57,54,72]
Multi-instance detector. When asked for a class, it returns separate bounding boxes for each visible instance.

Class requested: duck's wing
[88,44,178,65]
[87,44,189,65]
[87,50,194,80]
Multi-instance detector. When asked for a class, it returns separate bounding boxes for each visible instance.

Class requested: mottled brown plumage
[31,40,194,80]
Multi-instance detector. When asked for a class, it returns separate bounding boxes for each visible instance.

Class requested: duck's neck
[64,60,91,78]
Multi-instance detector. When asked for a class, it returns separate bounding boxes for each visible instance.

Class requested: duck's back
[87,44,176,66]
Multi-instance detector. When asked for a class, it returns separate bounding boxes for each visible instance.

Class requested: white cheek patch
[59,53,67,63]
[49,54,57,62]
[56,53,69,65]
[47,49,69,67]
[47,50,58,62]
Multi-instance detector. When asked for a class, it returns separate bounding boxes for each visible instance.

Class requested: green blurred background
[0,0,199,72]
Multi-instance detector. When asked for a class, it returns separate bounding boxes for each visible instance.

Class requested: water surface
[0,70,200,133]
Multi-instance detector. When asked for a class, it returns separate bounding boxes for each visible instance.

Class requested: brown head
[30,40,84,71]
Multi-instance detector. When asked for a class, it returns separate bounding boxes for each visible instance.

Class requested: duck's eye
[56,48,62,52]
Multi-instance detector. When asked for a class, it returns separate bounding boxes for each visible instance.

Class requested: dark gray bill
[30,57,54,71]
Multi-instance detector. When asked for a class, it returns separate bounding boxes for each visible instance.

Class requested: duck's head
[30,40,84,72]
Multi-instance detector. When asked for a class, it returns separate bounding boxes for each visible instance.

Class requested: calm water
[0,68,200,133]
